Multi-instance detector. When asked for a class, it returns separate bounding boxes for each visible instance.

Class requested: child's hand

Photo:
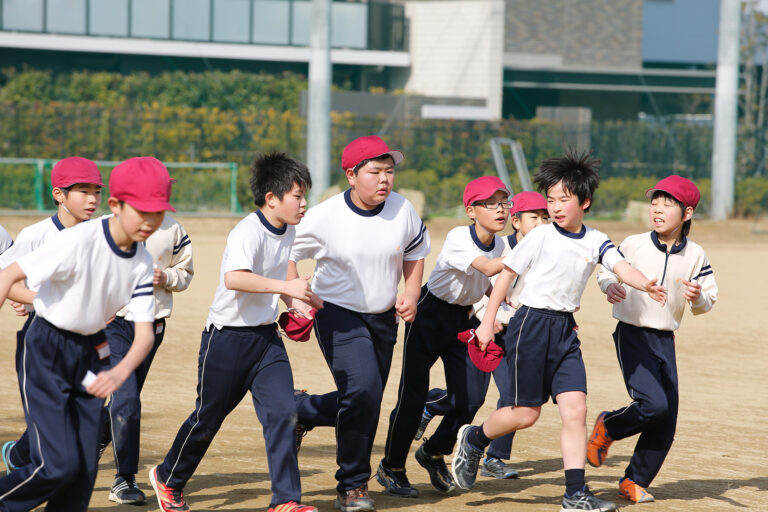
[395,293,417,323]
[476,322,494,351]
[153,267,167,286]
[646,280,667,306]
[605,283,627,304]
[681,279,701,302]
[86,369,127,398]
[284,276,314,303]
[493,320,503,334]
[10,301,28,316]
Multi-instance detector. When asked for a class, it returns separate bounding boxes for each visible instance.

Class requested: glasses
[473,201,513,210]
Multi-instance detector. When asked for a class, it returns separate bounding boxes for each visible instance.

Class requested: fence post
[35,160,46,211]
[229,163,243,213]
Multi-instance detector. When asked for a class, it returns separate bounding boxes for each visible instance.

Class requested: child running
[588,175,717,503]
[451,149,666,512]
[148,153,316,512]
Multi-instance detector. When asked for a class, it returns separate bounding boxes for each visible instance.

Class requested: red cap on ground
[51,157,103,188]
[109,157,176,212]
[509,191,547,215]
[341,135,403,171]
[463,176,510,207]
[278,309,317,342]
[645,175,700,210]
[458,329,504,372]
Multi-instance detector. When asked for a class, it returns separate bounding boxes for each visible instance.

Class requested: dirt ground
[0,214,766,511]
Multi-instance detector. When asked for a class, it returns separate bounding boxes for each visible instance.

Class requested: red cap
[341,135,403,171]
[509,191,547,215]
[463,176,510,207]
[109,157,176,212]
[458,329,504,372]
[51,157,103,188]
[645,175,700,210]
[278,308,317,342]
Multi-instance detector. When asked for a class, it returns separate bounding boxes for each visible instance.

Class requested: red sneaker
[268,501,318,512]
[587,411,613,467]
[619,477,655,503]
[149,465,190,511]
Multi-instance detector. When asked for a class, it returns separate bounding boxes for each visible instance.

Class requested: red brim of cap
[457,329,504,372]
[123,199,177,213]
[278,308,317,342]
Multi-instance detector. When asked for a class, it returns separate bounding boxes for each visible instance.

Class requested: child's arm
[476,266,517,350]
[160,224,194,292]
[7,281,35,305]
[0,263,26,308]
[396,258,424,323]
[87,321,154,398]
[686,257,717,314]
[471,255,507,277]
[224,269,313,303]
[612,260,666,305]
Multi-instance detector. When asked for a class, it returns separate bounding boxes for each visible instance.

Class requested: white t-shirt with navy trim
[473,233,526,324]
[504,223,623,312]
[290,189,431,314]
[16,217,155,335]
[0,224,12,255]
[427,225,504,307]
[207,210,294,329]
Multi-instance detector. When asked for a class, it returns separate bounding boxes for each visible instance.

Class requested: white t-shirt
[427,225,504,307]
[290,189,430,314]
[473,233,526,324]
[16,218,155,335]
[0,224,12,255]
[504,223,623,312]
[207,211,294,328]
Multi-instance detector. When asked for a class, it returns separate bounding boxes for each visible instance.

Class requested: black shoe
[415,442,456,493]
[294,389,314,454]
[413,408,433,441]
[99,414,112,459]
[335,484,375,512]
[480,456,519,479]
[109,474,147,505]
[450,425,484,489]
[561,486,617,511]
[375,460,419,498]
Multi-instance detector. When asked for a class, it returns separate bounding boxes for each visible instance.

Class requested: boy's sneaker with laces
[293,389,314,454]
[375,460,419,498]
[335,484,375,512]
[587,411,613,468]
[561,486,618,511]
[109,474,147,505]
[2,441,17,475]
[451,425,484,490]
[480,456,519,479]
[413,408,433,441]
[149,465,190,512]
[268,501,319,512]
[619,477,655,503]
[415,443,456,493]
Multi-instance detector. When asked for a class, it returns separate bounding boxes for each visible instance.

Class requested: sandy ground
[0,214,766,511]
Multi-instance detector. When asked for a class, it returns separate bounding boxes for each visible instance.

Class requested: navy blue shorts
[498,306,586,407]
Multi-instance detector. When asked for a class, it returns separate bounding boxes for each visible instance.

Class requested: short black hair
[52,185,71,206]
[651,190,691,239]
[250,152,312,207]
[352,154,396,175]
[534,148,601,213]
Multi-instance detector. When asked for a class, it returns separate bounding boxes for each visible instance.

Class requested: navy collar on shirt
[255,209,288,235]
[469,224,495,252]
[651,231,687,254]
[553,222,586,239]
[344,188,385,217]
[102,217,137,258]
[506,233,519,250]
[50,214,65,231]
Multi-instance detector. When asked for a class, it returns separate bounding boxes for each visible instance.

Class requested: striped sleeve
[690,255,717,315]
[598,235,623,272]
[164,220,194,292]
[402,203,430,261]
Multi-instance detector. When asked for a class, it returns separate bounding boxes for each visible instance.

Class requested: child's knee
[517,406,540,428]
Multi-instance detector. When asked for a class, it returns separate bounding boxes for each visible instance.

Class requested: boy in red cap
[415,190,549,480]
[377,175,511,498]
[1,156,104,473]
[287,135,430,512]
[589,175,717,503]
[0,156,174,511]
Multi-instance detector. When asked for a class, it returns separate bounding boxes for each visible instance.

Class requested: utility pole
[307,0,332,205]
[711,0,741,221]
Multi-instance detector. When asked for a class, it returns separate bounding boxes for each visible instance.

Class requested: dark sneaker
[561,487,618,511]
[109,474,147,505]
[480,456,519,479]
[335,484,375,512]
[294,389,314,454]
[413,408,434,441]
[269,501,319,512]
[149,465,190,511]
[415,443,456,493]
[450,425,484,490]
[2,441,17,475]
[375,460,419,498]
[99,413,112,459]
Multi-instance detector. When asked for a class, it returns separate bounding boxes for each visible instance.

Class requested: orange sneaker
[268,501,319,512]
[587,411,613,467]
[619,477,655,503]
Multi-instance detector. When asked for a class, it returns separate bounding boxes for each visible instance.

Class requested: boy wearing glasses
[377,176,511,498]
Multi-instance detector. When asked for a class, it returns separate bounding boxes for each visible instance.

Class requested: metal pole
[230,162,243,213]
[307,0,332,205]
[711,0,741,221]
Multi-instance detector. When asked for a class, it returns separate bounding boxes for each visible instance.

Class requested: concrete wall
[403,0,505,118]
